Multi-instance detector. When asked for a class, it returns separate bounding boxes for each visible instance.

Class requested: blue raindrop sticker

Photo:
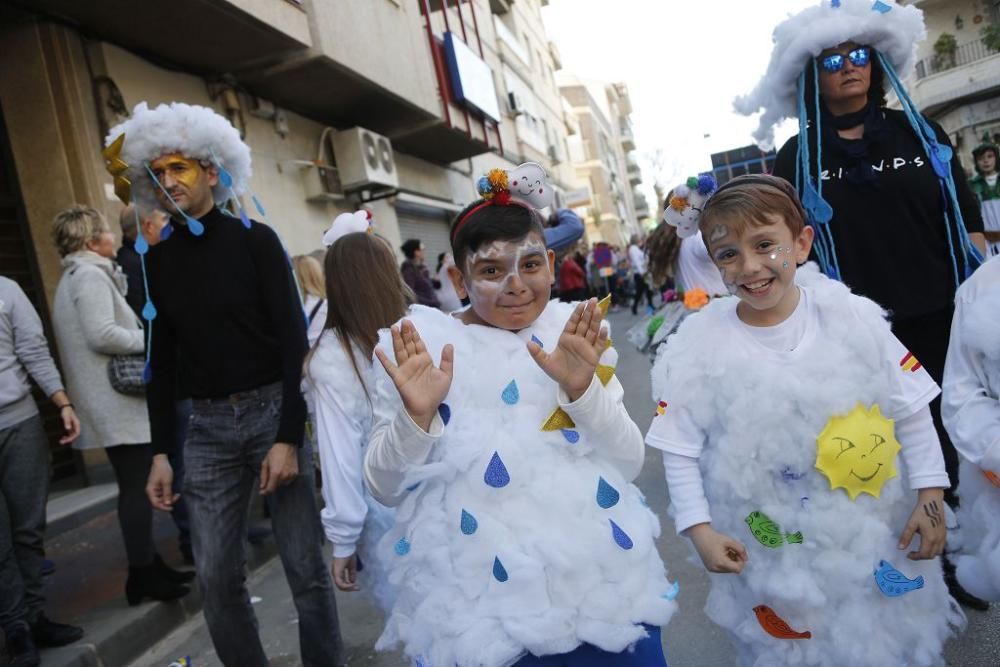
[872,0,891,14]
[142,361,152,384]
[662,581,680,601]
[610,520,633,550]
[501,380,519,405]
[239,207,251,229]
[831,0,841,7]
[460,509,478,535]
[135,233,149,255]
[484,451,510,488]
[142,301,157,322]
[531,335,543,348]
[561,429,580,444]
[218,165,233,188]
[159,223,173,241]
[252,194,266,216]
[394,537,411,556]
[492,557,508,582]
[596,477,620,509]
[186,215,204,236]
[438,403,451,425]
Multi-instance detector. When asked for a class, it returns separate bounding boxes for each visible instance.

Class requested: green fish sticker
[745,511,804,548]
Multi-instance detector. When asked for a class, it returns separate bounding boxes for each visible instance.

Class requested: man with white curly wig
[104,102,343,666]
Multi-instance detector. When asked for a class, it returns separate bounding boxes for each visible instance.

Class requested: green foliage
[981,24,1000,52]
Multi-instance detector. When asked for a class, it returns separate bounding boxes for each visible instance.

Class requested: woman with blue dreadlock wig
[736,0,989,611]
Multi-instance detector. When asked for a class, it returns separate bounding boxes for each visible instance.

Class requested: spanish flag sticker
[655,400,668,416]
[900,352,922,373]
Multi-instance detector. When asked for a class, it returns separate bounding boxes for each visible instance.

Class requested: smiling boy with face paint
[361,179,677,667]
[645,175,961,666]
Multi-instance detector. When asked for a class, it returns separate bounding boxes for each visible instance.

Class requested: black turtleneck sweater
[144,207,307,455]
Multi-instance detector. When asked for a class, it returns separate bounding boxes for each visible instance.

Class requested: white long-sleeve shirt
[942,256,1000,472]
[305,330,372,558]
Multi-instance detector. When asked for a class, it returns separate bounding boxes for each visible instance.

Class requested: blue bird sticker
[501,380,520,405]
[873,559,924,597]
[484,451,510,488]
[596,477,620,509]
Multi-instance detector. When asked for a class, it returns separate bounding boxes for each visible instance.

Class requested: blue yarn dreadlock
[795,49,984,286]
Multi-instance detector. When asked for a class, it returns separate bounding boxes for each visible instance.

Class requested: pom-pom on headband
[662,175,718,238]
[453,162,555,240]
[323,210,373,247]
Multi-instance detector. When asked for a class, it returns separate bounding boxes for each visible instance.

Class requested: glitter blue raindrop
[142,301,157,322]
[239,207,252,229]
[662,581,680,601]
[484,451,510,488]
[135,233,149,255]
[438,403,451,425]
[460,509,478,535]
[610,520,633,550]
[501,380,519,405]
[561,429,580,444]
[872,0,891,14]
[394,537,411,556]
[185,214,204,236]
[218,165,234,188]
[596,477,620,509]
[159,223,173,241]
[492,557,508,582]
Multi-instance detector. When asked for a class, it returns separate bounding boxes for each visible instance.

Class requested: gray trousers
[0,414,48,631]
[184,382,342,667]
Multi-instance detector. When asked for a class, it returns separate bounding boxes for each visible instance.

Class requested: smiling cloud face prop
[663,175,717,238]
[816,403,901,500]
[506,162,554,210]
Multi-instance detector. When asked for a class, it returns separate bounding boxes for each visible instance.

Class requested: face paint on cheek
[768,246,793,270]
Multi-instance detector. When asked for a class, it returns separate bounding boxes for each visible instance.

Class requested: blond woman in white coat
[50,206,190,605]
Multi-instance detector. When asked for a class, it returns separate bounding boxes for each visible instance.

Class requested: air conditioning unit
[331,127,399,191]
[507,91,524,117]
[301,163,345,203]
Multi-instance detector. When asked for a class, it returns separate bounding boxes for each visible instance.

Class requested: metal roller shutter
[396,210,453,267]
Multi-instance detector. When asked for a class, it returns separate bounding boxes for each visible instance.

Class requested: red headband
[450,198,534,241]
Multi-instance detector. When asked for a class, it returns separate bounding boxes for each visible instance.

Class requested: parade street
[128,309,999,667]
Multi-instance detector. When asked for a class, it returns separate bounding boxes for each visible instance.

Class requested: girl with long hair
[304,230,411,606]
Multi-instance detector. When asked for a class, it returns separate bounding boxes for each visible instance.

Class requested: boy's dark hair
[449,201,546,269]
[401,238,422,260]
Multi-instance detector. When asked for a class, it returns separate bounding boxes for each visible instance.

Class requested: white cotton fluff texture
[952,287,1000,602]
[371,302,676,667]
[733,0,926,149]
[105,102,252,208]
[651,268,962,666]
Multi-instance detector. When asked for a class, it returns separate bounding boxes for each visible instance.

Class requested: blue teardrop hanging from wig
[159,223,173,242]
[252,194,266,217]
[217,164,234,188]
[135,232,149,255]
[142,301,157,322]
[142,361,152,384]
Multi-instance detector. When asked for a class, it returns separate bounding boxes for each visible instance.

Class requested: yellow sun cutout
[816,404,900,501]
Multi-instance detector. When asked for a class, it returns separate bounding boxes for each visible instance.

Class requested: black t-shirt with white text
[773,109,983,321]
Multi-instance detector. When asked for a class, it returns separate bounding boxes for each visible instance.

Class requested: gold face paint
[149,154,203,190]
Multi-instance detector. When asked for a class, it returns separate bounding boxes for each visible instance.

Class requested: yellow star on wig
[102,133,131,204]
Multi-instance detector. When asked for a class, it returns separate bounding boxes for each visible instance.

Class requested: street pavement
[129,308,998,667]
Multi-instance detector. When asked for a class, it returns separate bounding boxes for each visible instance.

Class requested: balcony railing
[915,37,999,79]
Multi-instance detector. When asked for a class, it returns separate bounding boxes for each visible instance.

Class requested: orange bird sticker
[753,605,812,640]
[899,351,922,373]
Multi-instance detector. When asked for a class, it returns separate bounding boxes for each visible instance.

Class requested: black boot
[4,621,40,667]
[941,553,990,611]
[30,614,83,647]
[154,553,196,584]
[125,564,191,606]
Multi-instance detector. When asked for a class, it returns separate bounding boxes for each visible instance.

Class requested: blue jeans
[184,382,342,667]
[0,415,48,631]
[512,626,667,666]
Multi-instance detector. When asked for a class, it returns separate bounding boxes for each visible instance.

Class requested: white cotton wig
[734,0,926,149]
[105,102,252,207]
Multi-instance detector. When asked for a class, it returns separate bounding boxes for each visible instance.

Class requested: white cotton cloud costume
[652,268,961,667]
[942,259,1000,602]
[371,302,675,667]
[734,0,925,149]
[106,102,252,208]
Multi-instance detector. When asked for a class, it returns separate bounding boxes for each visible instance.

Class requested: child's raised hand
[375,319,454,432]
[898,488,946,560]
[527,298,608,402]
[688,523,749,574]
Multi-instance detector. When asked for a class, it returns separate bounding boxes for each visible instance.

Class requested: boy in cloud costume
[942,256,1000,602]
[647,175,962,667]
[363,163,676,667]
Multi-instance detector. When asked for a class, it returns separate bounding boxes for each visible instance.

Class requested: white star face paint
[462,234,554,330]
